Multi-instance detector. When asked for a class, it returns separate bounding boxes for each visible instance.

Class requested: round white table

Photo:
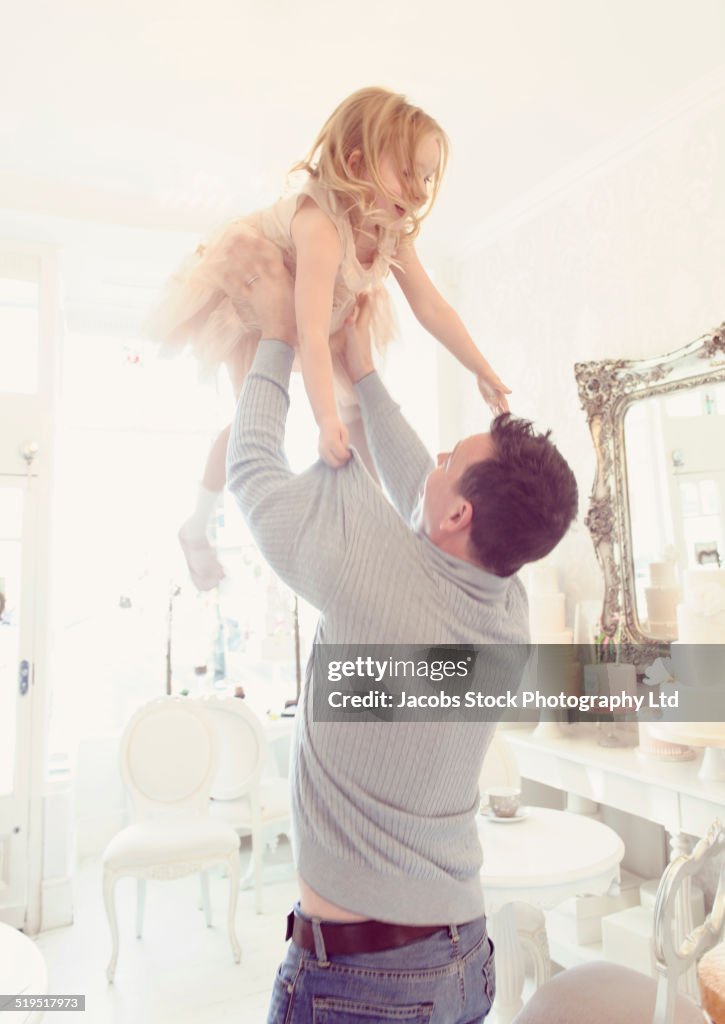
[479,807,625,1022]
[0,922,47,1022]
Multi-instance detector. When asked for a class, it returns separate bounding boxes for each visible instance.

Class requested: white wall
[450,86,725,613]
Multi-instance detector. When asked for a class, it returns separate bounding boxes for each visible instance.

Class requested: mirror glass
[625,382,725,639]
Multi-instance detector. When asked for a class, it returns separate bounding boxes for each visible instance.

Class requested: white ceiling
[3,0,725,251]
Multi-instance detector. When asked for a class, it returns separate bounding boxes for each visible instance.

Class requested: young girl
[151,87,510,590]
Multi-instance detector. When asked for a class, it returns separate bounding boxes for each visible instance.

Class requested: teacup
[485,786,521,818]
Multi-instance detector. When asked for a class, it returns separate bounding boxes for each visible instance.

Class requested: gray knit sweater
[227,340,530,925]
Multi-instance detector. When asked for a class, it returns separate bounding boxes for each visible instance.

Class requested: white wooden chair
[102,697,241,982]
[512,818,725,1023]
[202,695,290,914]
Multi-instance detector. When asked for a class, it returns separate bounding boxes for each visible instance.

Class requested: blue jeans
[267,910,495,1023]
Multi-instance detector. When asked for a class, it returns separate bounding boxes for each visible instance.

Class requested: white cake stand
[649,723,725,781]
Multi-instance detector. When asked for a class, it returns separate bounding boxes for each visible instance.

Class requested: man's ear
[440,498,473,534]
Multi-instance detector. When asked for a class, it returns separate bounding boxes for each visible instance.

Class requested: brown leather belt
[286,910,447,955]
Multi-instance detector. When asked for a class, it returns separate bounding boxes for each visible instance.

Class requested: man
[225,242,578,1023]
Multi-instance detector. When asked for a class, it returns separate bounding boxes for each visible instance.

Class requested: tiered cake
[644,561,681,640]
[637,722,695,762]
[676,567,725,643]
[527,564,572,644]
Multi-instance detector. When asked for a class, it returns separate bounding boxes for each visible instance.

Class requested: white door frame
[0,475,38,928]
[0,244,59,933]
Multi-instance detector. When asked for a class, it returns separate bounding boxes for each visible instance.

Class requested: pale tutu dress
[151,178,399,416]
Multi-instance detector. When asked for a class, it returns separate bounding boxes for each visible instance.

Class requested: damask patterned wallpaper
[451,92,725,612]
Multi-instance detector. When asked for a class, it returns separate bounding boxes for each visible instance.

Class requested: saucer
[484,807,529,824]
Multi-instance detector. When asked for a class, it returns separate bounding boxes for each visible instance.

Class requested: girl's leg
[201,424,232,492]
[178,332,260,591]
[178,426,231,591]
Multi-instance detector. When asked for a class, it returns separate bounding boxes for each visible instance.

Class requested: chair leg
[252,837,264,915]
[136,879,146,939]
[227,853,241,964]
[200,870,212,928]
[239,857,254,890]
[103,870,120,983]
[252,796,264,915]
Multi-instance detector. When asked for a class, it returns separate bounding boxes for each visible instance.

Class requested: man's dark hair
[458,413,578,577]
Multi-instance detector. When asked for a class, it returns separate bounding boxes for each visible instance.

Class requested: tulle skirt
[147,215,397,409]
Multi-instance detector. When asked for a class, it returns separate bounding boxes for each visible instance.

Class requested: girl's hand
[318,415,351,468]
[477,366,512,416]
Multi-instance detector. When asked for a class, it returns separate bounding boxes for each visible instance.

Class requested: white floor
[34,843,298,1024]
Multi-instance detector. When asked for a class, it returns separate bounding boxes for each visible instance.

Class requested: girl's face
[366,132,441,222]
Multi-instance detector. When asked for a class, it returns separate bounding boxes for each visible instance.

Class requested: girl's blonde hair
[292,87,449,240]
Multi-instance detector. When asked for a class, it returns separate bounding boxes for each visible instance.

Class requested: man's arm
[227,340,352,609]
[355,373,433,523]
[343,298,433,523]
[222,242,352,609]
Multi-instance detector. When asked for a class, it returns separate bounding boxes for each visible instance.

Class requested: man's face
[415,433,496,542]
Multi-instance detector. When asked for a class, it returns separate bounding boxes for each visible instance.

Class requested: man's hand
[219,235,297,346]
[318,415,351,468]
[338,295,375,383]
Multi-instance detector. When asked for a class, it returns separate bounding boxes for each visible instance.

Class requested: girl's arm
[291,199,350,466]
[391,242,511,413]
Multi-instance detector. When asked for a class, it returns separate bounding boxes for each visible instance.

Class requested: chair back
[652,817,725,1023]
[200,695,267,801]
[119,696,218,820]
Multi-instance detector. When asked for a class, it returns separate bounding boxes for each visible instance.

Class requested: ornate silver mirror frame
[575,323,725,665]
